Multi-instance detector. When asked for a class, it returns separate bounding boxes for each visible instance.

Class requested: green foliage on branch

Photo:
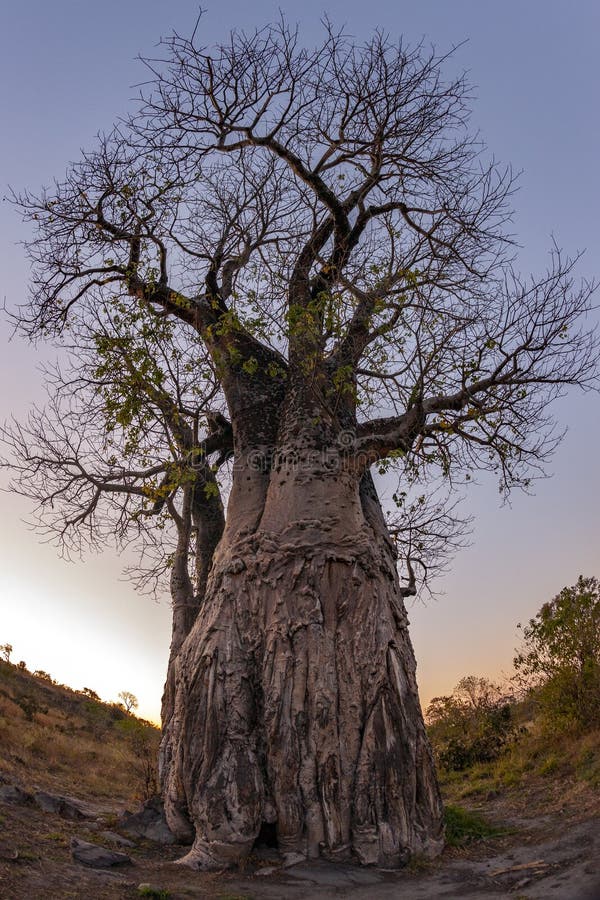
[514,575,600,733]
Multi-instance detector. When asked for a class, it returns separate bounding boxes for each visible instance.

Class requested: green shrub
[137,888,171,900]
[427,676,521,772]
[444,804,504,847]
[537,754,561,777]
[515,576,600,733]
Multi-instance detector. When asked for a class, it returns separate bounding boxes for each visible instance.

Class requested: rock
[0,784,33,804]
[34,791,90,820]
[70,836,132,868]
[118,796,175,845]
[100,829,136,848]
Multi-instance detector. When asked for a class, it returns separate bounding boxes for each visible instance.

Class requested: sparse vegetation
[137,887,171,899]
[437,722,600,810]
[32,669,56,684]
[443,804,505,847]
[0,657,159,803]
[13,692,47,723]
[81,687,100,700]
[116,717,159,799]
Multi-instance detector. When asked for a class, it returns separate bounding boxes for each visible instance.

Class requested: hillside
[0,660,159,805]
[1,660,599,899]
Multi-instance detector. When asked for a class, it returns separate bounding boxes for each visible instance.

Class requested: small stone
[100,830,136,848]
[0,785,32,804]
[71,836,131,868]
[117,796,175,845]
[256,865,279,876]
[34,791,88,820]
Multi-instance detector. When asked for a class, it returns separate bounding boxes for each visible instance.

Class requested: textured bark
[160,441,444,868]
[159,465,225,820]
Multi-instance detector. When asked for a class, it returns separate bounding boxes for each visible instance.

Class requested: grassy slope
[0,660,160,805]
[438,724,600,828]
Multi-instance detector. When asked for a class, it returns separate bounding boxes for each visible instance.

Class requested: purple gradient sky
[1,1,598,721]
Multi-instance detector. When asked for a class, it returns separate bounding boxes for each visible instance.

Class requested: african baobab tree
[2,295,465,786]
[6,21,597,868]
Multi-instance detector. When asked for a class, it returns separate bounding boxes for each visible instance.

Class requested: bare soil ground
[1,773,599,899]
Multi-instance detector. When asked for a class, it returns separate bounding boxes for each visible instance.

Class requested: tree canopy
[4,21,597,599]
[515,575,600,731]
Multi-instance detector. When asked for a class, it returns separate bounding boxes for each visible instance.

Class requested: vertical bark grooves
[161,454,444,868]
[159,466,225,838]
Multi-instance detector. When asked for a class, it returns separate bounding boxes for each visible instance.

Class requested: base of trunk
[161,523,444,869]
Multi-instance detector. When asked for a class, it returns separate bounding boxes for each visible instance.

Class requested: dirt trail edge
[1,786,600,899]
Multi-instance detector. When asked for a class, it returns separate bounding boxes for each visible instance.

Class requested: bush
[81,687,100,700]
[443,804,504,846]
[115,719,159,800]
[33,670,56,683]
[15,693,47,722]
[427,676,521,771]
[82,700,112,737]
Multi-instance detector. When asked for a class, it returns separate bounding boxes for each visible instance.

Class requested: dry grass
[0,660,160,804]
[438,722,600,821]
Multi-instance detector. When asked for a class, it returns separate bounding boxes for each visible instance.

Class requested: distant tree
[426,676,519,771]
[17,660,27,671]
[514,575,600,732]
[1,643,13,662]
[118,691,139,713]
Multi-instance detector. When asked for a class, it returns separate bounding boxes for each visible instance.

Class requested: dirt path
[1,791,599,899]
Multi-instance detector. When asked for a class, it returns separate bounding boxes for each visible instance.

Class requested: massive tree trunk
[159,464,225,789]
[159,413,444,868]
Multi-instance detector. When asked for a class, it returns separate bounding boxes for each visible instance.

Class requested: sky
[0,1,599,722]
